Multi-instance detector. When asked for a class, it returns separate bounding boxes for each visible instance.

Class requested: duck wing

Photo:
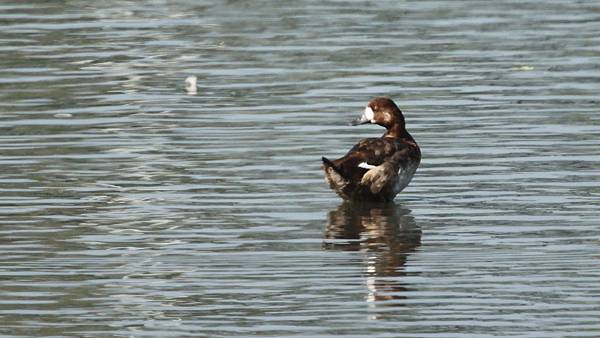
[322,137,419,201]
[332,138,412,183]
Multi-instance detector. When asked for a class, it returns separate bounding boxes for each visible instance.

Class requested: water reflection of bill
[323,202,421,316]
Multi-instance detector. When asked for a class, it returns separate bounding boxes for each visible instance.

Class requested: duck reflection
[324,202,421,308]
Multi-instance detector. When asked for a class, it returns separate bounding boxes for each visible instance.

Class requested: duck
[322,97,421,202]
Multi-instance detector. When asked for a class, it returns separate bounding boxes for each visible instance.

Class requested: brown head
[351,97,405,130]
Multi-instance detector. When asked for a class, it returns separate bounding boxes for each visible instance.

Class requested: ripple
[1,0,600,337]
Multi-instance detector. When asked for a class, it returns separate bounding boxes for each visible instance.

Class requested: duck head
[351,97,405,130]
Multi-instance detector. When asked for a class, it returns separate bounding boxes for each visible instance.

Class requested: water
[1,0,600,336]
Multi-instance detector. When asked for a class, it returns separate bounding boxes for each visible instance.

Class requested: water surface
[1,1,600,337]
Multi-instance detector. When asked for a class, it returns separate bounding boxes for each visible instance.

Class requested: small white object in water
[185,76,197,94]
[54,113,72,118]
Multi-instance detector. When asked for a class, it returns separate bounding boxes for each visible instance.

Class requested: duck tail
[322,157,346,180]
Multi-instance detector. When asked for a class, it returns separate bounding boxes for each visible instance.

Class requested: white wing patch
[358,162,377,170]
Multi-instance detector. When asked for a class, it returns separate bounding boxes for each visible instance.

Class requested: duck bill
[350,106,374,126]
[350,115,370,126]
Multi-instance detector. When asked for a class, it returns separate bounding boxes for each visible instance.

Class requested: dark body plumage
[322,97,420,202]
